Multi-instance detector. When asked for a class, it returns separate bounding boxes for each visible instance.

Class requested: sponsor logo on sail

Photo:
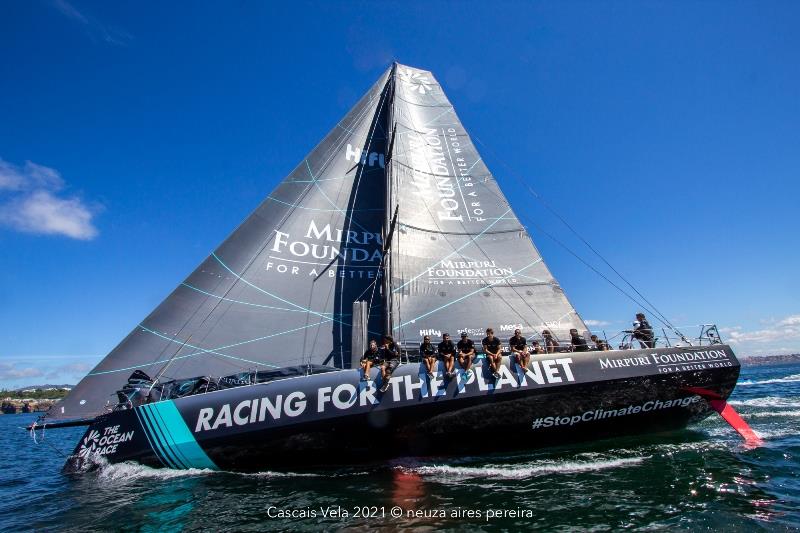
[345,144,385,168]
[427,258,515,286]
[399,68,433,95]
[269,220,383,278]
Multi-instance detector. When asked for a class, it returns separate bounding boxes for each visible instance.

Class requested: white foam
[738,373,800,386]
[94,460,321,481]
[244,471,321,478]
[398,456,646,480]
[728,396,800,408]
[744,410,800,419]
[754,427,800,440]
[96,461,215,482]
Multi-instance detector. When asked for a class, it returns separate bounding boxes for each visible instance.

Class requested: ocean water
[1,364,798,532]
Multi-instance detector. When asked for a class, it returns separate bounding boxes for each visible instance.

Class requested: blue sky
[1,1,798,388]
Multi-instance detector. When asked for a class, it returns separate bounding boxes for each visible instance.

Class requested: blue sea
[1,363,798,532]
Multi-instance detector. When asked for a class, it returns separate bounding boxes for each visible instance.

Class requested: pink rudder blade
[709,399,763,447]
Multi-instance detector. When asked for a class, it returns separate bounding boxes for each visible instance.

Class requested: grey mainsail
[49,69,393,421]
[386,65,588,347]
[48,63,588,422]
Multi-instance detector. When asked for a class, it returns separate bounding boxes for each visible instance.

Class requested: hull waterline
[65,345,740,473]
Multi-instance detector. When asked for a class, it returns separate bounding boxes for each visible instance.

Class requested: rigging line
[93,318,340,376]
[455,164,659,340]
[212,252,355,327]
[181,283,329,314]
[519,213,676,334]
[470,133,681,336]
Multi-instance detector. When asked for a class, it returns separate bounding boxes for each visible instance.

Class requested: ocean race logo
[268,220,382,278]
[77,425,134,458]
[194,358,576,433]
[398,67,433,95]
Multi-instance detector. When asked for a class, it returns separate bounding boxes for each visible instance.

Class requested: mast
[382,62,398,336]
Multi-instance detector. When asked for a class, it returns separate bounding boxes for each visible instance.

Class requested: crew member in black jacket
[379,335,400,392]
[457,332,476,377]
[509,329,529,371]
[570,328,589,352]
[633,313,655,348]
[482,328,503,380]
[420,335,437,379]
[438,333,457,379]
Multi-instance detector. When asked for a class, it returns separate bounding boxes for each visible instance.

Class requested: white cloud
[0,363,44,381]
[723,314,800,355]
[0,158,100,240]
[46,362,92,380]
[584,319,612,327]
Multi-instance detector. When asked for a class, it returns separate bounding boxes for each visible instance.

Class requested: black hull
[66,345,740,472]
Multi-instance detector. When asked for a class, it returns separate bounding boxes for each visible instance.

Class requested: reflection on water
[0,364,798,531]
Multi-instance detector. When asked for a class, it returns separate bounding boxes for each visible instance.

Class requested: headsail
[386,65,588,347]
[48,68,393,420]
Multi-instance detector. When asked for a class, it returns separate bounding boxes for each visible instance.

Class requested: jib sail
[385,65,588,348]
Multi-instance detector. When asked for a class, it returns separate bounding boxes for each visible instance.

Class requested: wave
[96,461,215,482]
[397,456,646,480]
[94,460,322,481]
[744,410,800,419]
[754,427,800,440]
[728,396,800,408]
[738,374,800,386]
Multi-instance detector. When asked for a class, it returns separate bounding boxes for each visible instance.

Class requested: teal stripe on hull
[133,407,174,468]
[139,406,186,469]
[139,402,218,470]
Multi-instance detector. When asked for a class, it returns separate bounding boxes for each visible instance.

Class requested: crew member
[590,334,610,351]
[379,335,400,392]
[633,313,655,348]
[542,330,559,353]
[361,339,380,381]
[482,328,503,380]
[438,333,457,379]
[457,332,476,377]
[530,340,544,354]
[509,329,529,371]
[570,328,589,352]
[420,335,437,379]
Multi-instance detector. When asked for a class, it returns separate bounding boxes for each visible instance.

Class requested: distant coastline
[1,386,72,415]
[740,353,800,366]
